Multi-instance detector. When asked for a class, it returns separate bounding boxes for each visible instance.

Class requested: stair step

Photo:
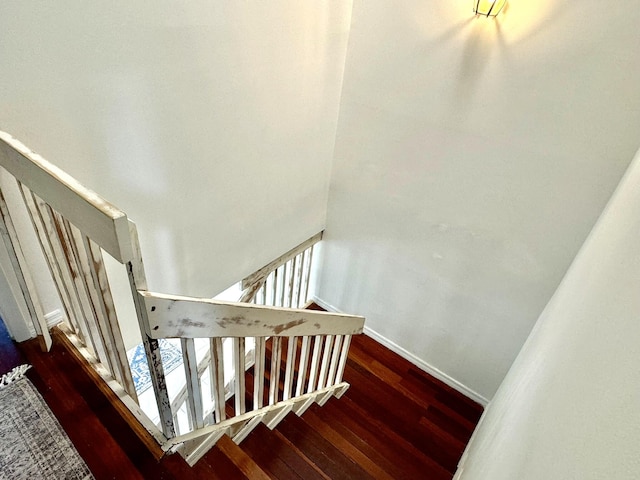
[201,435,270,480]
[275,411,376,480]
[342,361,463,473]
[301,406,395,480]
[312,396,451,480]
[242,423,327,480]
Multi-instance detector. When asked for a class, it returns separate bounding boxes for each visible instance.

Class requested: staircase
[0,131,364,465]
[19,321,482,479]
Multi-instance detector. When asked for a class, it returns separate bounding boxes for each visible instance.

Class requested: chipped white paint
[335,335,352,384]
[21,187,81,338]
[181,338,204,430]
[0,132,133,263]
[84,237,137,400]
[282,336,297,401]
[140,291,365,339]
[209,337,226,423]
[233,337,246,415]
[242,232,322,290]
[0,133,175,439]
[295,336,311,397]
[124,220,175,438]
[179,427,230,466]
[317,335,334,390]
[327,335,343,388]
[242,233,319,309]
[59,323,167,446]
[269,337,283,405]
[253,337,266,410]
[306,335,323,394]
[70,224,137,400]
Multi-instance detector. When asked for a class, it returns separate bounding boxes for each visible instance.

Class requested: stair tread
[313,397,452,480]
[202,435,270,480]
[243,423,326,480]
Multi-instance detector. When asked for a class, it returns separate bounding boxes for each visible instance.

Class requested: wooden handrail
[241,232,322,290]
[138,290,365,339]
[0,132,133,263]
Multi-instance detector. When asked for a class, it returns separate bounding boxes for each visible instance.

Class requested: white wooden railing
[239,232,319,307]
[0,132,364,466]
[168,234,320,433]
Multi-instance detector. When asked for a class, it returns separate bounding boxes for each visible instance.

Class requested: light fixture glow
[473,0,507,16]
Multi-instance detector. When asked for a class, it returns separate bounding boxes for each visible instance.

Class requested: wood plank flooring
[2,316,483,479]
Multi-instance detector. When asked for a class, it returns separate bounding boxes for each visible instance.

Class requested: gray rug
[0,365,93,479]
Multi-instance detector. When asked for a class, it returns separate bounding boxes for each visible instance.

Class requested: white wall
[456,145,640,480]
[317,0,640,401]
[0,1,353,308]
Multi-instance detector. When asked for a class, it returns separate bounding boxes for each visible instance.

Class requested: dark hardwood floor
[1,314,483,479]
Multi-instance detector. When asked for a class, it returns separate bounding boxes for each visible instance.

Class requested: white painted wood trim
[317,335,333,390]
[282,336,296,401]
[67,224,118,377]
[164,381,350,450]
[35,201,95,354]
[335,335,351,384]
[288,254,298,308]
[241,232,323,290]
[140,291,365,339]
[365,327,488,406]
[233,337,246,415]
[262,403,293,430]
[21,187,80,338]
[0,132,133,263]
[210,337,226,423]
[311,296,489,406]
[180,427,229,467]
[124,221,175,438]
[295,335,311,397]
[253,337,266,410]
[327,335,343,387]
[268,337,282,405]
[44,309,64,328]
[306,335,322,394]
[54,213,106,364]
[84,237,137,400]
[58,323,167,445]
[232,413,266,444]
[292,394,317,416]
[182,338,204,430]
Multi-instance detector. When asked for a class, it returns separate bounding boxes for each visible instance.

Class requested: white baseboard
[362,327,489,406]
[311,295,489,406]
[310,296,342,314]
[45,309,64,328]
[27,309,64,338]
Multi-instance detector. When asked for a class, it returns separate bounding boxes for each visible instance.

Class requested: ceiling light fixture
[473,0,507,17]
